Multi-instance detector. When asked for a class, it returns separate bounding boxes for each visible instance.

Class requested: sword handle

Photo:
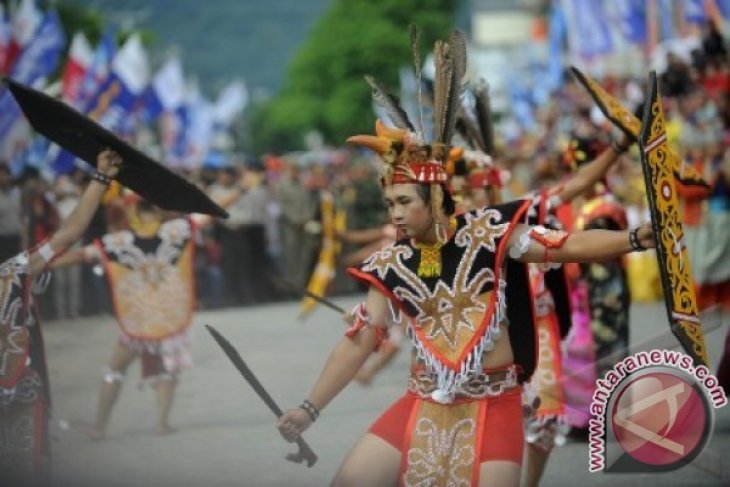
[287,436,318,467]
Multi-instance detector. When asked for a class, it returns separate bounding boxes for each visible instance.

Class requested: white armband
[37,242,56,263]
[83,245,101,262]
[546,193,563,211]
[508,231,532,260]
[508,225,569,270]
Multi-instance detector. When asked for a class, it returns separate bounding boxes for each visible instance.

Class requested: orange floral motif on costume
[361,244,414,281]
[403,401,479,486]
[454,208,509,252]
[417,281,487,351]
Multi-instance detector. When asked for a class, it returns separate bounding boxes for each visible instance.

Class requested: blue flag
[683,0,707,24]
[82,34,149,132]
[50,30,116,174]
[563,0,613,58]
[8,10,65,83]
[78,31,116,112]
[717,0,730,18]
[162,104,191,166]
[658,0,676,40]
[615,0,647,44]
[0,10,65,160]
[547,3,566,90]
[139,85,164,124]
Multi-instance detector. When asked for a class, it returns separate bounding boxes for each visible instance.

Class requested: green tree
[250,0,460,154]
[55,1,105,45]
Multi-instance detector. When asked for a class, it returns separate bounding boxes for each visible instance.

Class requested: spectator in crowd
[275,161,317,288]
[702,19,727,64]
[661,52,694,98]
[209,166,247,304]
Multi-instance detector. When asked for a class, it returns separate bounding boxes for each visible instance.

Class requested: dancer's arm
[553,136,631,204]
[509,221,655,264]
[277,286,389,441]
[51,245,100,268]
[27,150,121,276]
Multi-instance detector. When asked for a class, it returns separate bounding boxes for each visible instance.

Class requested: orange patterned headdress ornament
[347,119,450,186]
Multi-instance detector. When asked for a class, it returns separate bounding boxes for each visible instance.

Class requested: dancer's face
[383,184,432,240]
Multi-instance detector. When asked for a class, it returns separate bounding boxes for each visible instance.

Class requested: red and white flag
[61,32,93,104]
[4,0,41,72]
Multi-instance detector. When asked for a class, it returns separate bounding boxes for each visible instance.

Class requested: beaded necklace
[412,217,456,278]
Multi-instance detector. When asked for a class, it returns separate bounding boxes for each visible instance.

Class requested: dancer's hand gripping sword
[205,325,318,467]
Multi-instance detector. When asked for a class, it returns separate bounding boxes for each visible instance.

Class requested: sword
[205,324,318,467]
[301,289,346,315]
[272,277,346,315]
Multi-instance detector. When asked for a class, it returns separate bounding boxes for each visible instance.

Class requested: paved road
[43,298,729,486]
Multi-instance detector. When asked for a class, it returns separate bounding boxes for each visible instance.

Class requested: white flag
[111,33,149,95]
[214,80,247,126]
[153,56,185,111]
[186,82,214,168]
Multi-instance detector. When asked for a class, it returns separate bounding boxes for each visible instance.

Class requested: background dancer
[0,150,122,483]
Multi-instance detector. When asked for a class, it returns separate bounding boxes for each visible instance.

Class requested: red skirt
[369,388,524,464]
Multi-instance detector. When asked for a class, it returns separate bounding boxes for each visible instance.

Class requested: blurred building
[468,0,540,112]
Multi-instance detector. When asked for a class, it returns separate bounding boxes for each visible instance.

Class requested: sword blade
[302,289,346,315]
[273,276,346,315]
[205,324,318,467]
[206,324,283,416]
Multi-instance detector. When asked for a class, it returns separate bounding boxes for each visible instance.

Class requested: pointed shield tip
[5,79,227,217]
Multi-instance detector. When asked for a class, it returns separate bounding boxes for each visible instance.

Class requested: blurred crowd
[0,150,391,319]
[1,22,729,321]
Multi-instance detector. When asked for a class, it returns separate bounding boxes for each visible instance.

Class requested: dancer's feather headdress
[451,79,508,192]
[347,27,467,239]
[347,27,467,187]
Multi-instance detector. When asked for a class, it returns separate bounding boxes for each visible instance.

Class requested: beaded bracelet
[629,228,647,252]
[299,399,320,422]
[91,171,113,186]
